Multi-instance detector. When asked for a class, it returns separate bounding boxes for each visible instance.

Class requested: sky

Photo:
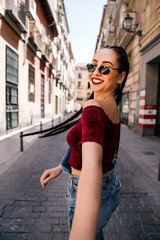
[63,0,107,64]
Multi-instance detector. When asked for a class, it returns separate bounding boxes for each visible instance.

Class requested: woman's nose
[94,66,101,75]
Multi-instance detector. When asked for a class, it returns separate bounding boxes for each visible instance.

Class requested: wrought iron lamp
[123,12,142,37]
[123,13,133,31]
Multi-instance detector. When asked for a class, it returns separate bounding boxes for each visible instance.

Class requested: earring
[117,82,122,89]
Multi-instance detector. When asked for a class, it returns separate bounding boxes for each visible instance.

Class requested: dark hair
[38,92,94,138]
[39,45,129,137]
[103,45,130,105]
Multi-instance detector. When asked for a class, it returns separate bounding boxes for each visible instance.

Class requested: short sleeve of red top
[67,106,120,173]
[79,106,106,147]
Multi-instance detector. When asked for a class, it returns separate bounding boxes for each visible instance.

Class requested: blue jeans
[61,146,121,240]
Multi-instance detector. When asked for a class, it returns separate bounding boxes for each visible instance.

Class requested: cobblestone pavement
[0,126,160,240]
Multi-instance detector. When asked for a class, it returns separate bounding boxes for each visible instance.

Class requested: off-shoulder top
[67,105,120,173]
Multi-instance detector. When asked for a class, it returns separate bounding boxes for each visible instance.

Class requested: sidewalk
[120,125,160,181]
[0,124,160,240]
[0,116,65,176]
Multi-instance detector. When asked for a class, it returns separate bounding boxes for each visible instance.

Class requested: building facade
[0,0,75,137]
[74,63,92,109]
[95,0,160,137]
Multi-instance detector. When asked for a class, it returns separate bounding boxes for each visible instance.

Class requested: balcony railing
[57,4,63,23]
[41,42,50,62]
[28,21,42,51]
[104,25,115,45]
[113,26,124,45]
[113,25,134,49]
[18,0,26,26]
[5,0,27,33]
[111,0,129,26]
[112,0,120,21]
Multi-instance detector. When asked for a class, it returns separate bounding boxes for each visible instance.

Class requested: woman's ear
[117,71,126,84]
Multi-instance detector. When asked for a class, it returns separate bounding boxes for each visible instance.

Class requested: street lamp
[123,13,133,31]
[123,12,142,37]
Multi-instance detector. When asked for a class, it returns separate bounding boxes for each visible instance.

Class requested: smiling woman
[40,45,130,240]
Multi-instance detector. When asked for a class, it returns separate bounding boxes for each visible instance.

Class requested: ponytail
[38,92,94,138]
[103,45,130,106]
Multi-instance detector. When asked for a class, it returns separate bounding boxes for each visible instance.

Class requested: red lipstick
[91,78,104,85]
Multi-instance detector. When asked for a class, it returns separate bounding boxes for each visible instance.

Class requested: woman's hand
[40,164,62,188]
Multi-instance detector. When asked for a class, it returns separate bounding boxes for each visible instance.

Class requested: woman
[40,45,129,240]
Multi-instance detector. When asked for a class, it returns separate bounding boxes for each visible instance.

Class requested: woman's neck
[94,91,115,101]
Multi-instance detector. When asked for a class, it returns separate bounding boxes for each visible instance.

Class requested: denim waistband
[68,166,116,182]
[61,146,117,179]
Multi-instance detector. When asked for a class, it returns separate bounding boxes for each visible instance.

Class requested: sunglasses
[86,63,120,75]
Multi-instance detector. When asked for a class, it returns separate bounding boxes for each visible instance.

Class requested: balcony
[113,11,141,48]
[55,70,61,84]
[25,0,36,20]
[112,0,129,26]
[104,26,115,45]
[113,26,134,48]
[28,21,42,52]
[57,4,63,23]
[41,42,51,62]
[5,0,27,35]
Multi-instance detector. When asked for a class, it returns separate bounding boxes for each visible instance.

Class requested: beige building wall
[95,0,160,137]
[0,0,75,137]
[0,19,7,135]
[75,63,92,107]
[0,17,26,134]
[96,0,160,136]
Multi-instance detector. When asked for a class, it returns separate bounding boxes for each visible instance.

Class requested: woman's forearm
[69,163,102,240]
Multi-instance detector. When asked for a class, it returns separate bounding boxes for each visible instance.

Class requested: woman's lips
[91,78,104,85]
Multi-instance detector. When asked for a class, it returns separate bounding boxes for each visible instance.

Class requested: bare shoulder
[83,99,101,109]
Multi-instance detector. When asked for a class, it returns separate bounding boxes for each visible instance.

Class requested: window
[6,47,18,85]
[77,92,82,100]
[6,112,18,129]
[120,92,129,125]
[28,64,35,102]
[78,73,82,78]
[49,80,51,104]
[6,86,18,105]
[78,81,82,88]
[6,46,18,130]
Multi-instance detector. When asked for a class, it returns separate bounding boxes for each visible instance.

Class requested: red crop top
[67,105,121,173]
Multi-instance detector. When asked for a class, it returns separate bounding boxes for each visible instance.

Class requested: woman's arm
[69,141,103,240]
[40,146,71,188]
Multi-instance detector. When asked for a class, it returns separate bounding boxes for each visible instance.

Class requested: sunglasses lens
[86,64,95,72]
[100,66,110,75]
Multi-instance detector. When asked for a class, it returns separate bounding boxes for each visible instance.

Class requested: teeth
[92,79,103,83]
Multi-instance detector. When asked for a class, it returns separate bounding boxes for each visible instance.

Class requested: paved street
[0,124,160,240]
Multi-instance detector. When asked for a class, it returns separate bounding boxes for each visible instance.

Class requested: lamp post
[123,12,142,39]
[123,13,133,31]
